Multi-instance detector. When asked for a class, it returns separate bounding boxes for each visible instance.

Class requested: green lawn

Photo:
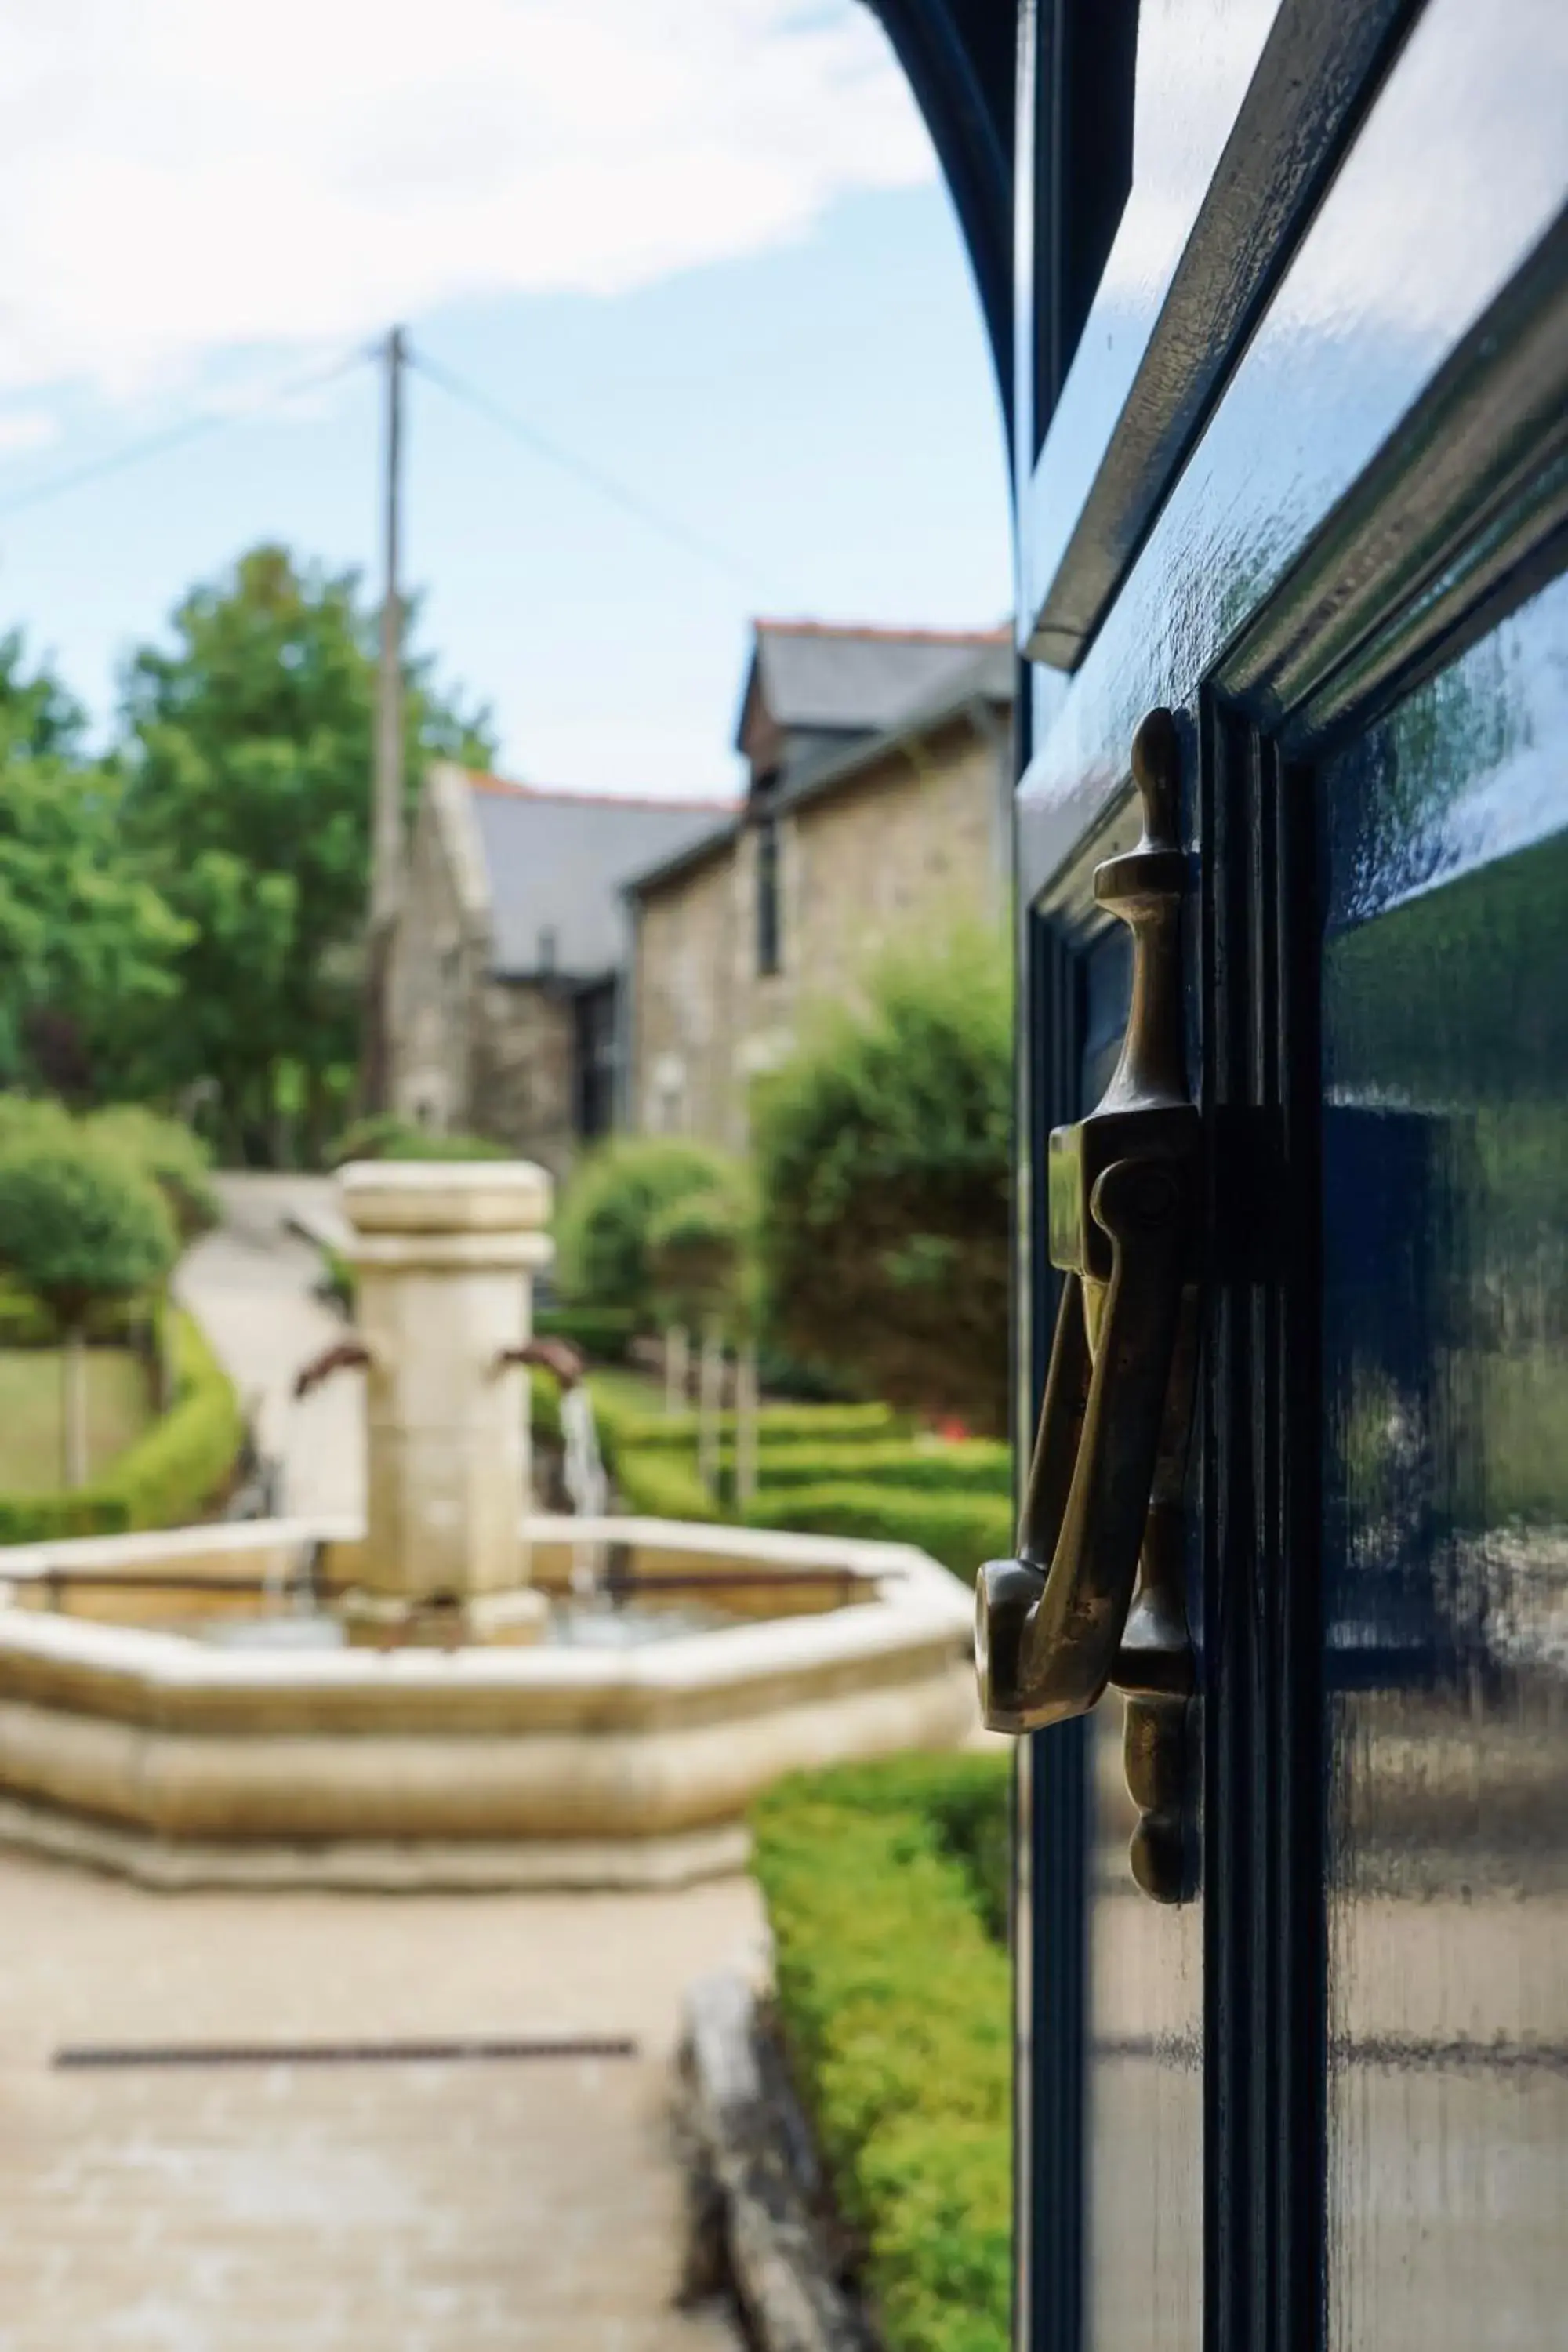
[0,1348,154,1493]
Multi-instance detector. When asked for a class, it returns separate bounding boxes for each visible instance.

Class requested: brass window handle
[975,710,1199,1900]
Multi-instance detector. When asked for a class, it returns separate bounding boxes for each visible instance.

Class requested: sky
[0,0,1012,799]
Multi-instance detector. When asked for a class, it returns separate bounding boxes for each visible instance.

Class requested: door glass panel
[1077,920,1203,2350]
[1022,0,1282,622]
[1320,571,1568,2348]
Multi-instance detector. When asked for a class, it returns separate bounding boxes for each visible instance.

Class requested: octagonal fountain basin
[0,1515,976,1890]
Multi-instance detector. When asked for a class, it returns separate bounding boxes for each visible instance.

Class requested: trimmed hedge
[595,1397,906,1457]
[742,1483,1012,1588]
[0,1309,243,1545]
[523,1381,1011,1583]
[754,1438,1009,1497]
[751,1754,1011,2352]
[612,1446,724,1524]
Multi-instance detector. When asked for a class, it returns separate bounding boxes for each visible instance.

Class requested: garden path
[0,1842,760,2350]
[175,1173,363,1521]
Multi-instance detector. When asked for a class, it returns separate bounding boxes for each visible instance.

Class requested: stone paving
[0,1845,763,2350]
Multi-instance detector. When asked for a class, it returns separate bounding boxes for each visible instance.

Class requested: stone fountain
[334,1158,554,1646]
[0,1163,975,1889]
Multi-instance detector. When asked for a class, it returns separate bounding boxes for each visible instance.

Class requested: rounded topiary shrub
[554,1137,743,1327]
[646,1178,755,1334]
[0,1133,178,1488]
[0,1133,176,1330]
[87,1105,220,1243]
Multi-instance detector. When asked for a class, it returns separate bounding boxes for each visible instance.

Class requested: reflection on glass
[1076,920,1203,2348]
[1085,1700,1203,2350]
[1321,572,1568,2348]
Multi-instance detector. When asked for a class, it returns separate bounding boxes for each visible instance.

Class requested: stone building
[387,764,731,1181]
[625,620,1013,1152]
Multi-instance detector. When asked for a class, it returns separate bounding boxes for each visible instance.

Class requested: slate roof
[737,619,1010,750]
[627,633,1014,903]
[774,637,1014,816]
[463,775,736,980]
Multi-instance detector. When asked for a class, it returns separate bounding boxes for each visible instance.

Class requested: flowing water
[557,1381,611,1599]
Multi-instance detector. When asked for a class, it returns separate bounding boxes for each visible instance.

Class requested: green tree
[753,925,1012,1436]
[119,544,494,1162]
[0,1134,176,1486]
[0,636,188,1096]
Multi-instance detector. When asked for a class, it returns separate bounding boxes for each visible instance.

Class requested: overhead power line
[0,344,374,524]
[405,343,755,587]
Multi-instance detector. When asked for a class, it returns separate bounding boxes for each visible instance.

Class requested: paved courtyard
[0,1846,763,2350]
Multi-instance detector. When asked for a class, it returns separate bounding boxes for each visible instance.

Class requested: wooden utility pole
[359,323,406,1114]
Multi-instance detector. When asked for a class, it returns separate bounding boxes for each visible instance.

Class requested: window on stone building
[574,982,618,1142]
[756,815,782,977]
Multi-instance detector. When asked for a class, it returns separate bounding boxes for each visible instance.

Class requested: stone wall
[473,981,581,1185]
[390,771,591,1182]
[633,843,743,1149]
[632,710,1009,1151]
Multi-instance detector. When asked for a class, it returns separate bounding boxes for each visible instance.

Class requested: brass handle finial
[975,710,1199,1901]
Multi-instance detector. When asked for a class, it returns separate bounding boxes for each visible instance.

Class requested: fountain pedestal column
[338,1160,554,1644]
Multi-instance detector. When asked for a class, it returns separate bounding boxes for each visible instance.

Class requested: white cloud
[0,409,60,455]
[0,0,933,406]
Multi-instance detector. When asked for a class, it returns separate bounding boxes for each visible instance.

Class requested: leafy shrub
[328,1113,508,1166]
[534,1305,636,1363]
[314,1242,357,1315]
[753,1340,858,1404]
[742,1482,1012,1588]
[0,1132,176,1331]
[0,1095,70,1149]
[326,1112,414,1163]
[751,1754,1011,2352]
[0,1308,241,1543]
[752,925,1011,1437]
[86,1105,220,1242]
[554,1136,741,1325]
